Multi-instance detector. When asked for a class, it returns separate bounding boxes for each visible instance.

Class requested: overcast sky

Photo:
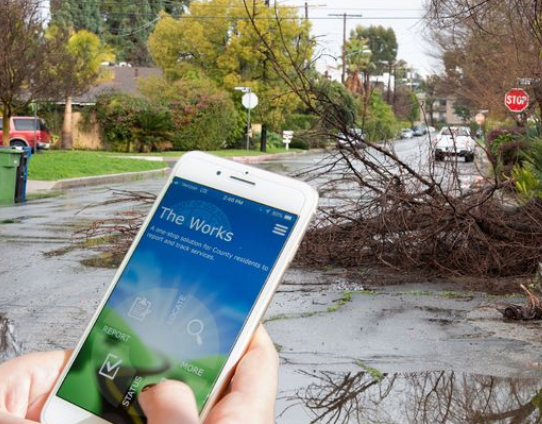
[281,0,439,77]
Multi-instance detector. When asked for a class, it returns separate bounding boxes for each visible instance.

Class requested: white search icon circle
[187,319,204,345]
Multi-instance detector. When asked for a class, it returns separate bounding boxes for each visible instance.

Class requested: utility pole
[261,0,270,152]
[342,13,346,84]
[305,2,309,19]
[329,13,363,85]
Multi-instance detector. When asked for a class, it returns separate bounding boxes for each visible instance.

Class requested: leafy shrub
[290,139,310,150]
[513,138,542,201]
[486,129,528,178]
[283,113,317,131]
[512,166,542,201]
[139,75,239,151]
[95,92,172,152]
[265,131,284,149]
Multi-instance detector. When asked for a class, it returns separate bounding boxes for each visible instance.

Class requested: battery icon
[284,215,293,221]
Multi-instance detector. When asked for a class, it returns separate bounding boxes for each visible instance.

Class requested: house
[417,93,464,125]
[72,66,163,105]
[69,66,163,149]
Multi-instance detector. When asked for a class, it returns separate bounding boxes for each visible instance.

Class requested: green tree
[0,0,63,147]
[101,0,191,65]
[148,0,312,151]
[50,0,101,33]
[394,87,420,125]
[349,25,398,74]
[420,74,440,126]
[453,102,471,124]
[344,38,372,97]
[315,78,358,131]
[364,90,399,141]
[48,28,113,149]
[50,0,191,65]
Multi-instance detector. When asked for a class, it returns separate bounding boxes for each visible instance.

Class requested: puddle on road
[293,370,542,424]
[0,314,21,362]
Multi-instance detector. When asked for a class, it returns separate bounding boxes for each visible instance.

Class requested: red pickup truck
[0,116,51,152]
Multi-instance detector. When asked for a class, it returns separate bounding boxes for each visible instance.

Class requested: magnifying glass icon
[187,319,204,345]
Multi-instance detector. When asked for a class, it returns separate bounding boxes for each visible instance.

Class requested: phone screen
[57,177,298,424]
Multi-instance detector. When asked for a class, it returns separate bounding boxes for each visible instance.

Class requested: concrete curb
[27,168,169,193]
[231,150,317,164]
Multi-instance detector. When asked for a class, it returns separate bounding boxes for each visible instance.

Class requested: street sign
[282,130,294,150]
[505,88,530,113]
[474,113,485,125]
[242,93,259,110]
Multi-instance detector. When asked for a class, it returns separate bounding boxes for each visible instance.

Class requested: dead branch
[495,283,542,320]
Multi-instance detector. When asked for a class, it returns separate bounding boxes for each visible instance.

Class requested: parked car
[0,116,51,152]
[412,124,428,136]
[336,128,367,150]
[400,128,414,139]
[434,126,475,162]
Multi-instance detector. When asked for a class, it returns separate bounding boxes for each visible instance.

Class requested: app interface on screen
[57,177,298,424]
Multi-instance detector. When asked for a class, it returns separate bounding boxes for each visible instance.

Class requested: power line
[64,0,424,12]
[89,13,422,20]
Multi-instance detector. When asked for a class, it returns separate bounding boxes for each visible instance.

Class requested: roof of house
[71,66,163,105]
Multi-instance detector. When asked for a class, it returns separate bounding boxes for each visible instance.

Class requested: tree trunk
[387,68,392,104]
[260,122,267,153]
[61,96,73,150]
[2,107,11,147]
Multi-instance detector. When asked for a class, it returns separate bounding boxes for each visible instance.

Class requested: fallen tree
[77,1,542,281]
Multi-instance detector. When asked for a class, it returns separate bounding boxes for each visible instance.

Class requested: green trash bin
[0,149,23,204]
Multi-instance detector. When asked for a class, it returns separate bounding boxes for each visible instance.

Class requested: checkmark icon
[99,353,123,380]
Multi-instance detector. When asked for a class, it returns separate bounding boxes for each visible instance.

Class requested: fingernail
[141,384,156,393]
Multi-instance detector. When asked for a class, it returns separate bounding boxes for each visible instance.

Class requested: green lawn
[28,148,303,181]
[28,151,167,181]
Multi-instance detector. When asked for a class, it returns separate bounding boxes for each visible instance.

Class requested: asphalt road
[0,148,539,424]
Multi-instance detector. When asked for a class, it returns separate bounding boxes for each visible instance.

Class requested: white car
[434,126,475,162]
[336,128,367,150]
[400,128,414,139]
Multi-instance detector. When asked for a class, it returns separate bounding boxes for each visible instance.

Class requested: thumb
[138,380,199,424]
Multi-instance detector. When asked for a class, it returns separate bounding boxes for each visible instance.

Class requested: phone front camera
[216,171,222,176]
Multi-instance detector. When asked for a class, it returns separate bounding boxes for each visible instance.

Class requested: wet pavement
[0,148,540,423]
[270,270,542,423]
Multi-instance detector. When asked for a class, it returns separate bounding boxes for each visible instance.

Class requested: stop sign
[505,88,530,113]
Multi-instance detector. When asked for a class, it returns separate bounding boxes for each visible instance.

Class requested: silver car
[336,128,367,150]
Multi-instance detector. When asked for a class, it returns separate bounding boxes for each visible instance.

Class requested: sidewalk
[27,168,169,194]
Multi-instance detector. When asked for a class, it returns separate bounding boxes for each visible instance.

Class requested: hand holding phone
[42,152,318,424]
[139,326,278,424]
[0,326,278,424]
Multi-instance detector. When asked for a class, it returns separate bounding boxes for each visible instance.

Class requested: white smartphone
[42,151,318,424]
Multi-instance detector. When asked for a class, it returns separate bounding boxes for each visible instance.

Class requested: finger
[0,410,37,424]
[138,380,199,424]
[27,350,72,421]
[205,325,278,423]
[230,325,279,409]
[0,350,72,420]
